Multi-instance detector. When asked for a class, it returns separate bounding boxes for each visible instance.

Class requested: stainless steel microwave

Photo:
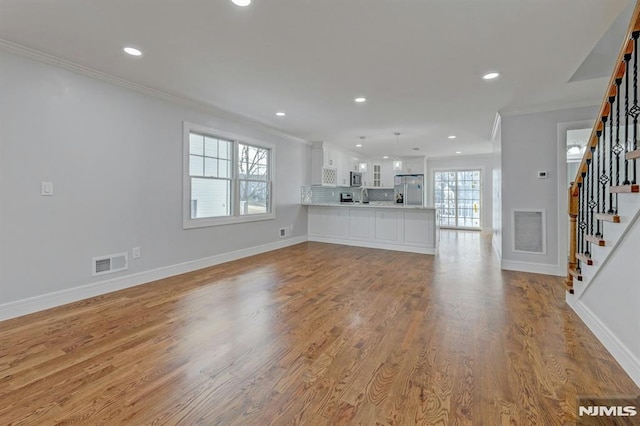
[350,171,362,187]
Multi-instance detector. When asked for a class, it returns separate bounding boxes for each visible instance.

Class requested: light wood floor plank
[0,231,637,424]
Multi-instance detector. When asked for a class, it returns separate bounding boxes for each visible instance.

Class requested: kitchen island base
[307,205,438,254]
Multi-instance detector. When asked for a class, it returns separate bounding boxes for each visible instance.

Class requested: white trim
[572,301,640,387]
[183,122,276,229]
[0,39,310,147]
[557,120,594,278]
[500,101,600,117]
[308,236,436,255]
[0,236,307,322]
[501,259,563,276]
[511,208,547,255]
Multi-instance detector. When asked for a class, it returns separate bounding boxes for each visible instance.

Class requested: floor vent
[92,252,128,276]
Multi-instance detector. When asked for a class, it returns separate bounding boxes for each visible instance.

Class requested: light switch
[41,182,54,196]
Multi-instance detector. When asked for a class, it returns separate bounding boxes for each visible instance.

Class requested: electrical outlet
[332,191,335,197]
[279,228,286,238]
[132,247,141,259]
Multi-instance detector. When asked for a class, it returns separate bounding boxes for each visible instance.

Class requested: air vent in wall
[512,209,546,254]
[92,252,128,276]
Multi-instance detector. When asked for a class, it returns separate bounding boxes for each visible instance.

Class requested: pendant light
[358,137,368,172]
[393,132,403,171]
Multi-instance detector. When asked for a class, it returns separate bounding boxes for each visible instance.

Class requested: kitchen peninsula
[302,187,439,254]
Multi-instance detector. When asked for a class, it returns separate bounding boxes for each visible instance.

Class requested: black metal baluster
[586,154,594,257]
[588,145,600,240]
[608,94,615,214]
[601,115,609,220]
[632,32,639,184]
[614,79,623,213]
[577,180,583,273]
[596,129,603,238]
[624,51,631,185]
[580,174,587,253]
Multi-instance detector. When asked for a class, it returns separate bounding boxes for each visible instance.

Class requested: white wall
[426,154,494,231]
[501,106,598,275]
[573,211,640,386]
[0,51,310,310]
[492,118,502,258]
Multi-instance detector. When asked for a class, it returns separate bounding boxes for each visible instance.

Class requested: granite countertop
[302,201,436,210]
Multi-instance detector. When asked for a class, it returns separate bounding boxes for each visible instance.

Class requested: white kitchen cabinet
[404,210,433,246]
[308,206,348,237]
[307,205,438,254]
[374,209,401,242]
[311,143,338,186]
[401,157,425,174]
[382,160,395,188]
[370,160,394,188]
[348,208,371,240]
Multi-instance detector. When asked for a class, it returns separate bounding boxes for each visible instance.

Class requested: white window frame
[183,122,276,229]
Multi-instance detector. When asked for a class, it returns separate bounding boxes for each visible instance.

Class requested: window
[183,123,274,228]
[433,169,481,229]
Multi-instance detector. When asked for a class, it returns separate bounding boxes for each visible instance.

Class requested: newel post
[566,185,579,291]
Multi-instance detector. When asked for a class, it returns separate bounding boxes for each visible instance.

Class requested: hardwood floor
[0,231,637,425]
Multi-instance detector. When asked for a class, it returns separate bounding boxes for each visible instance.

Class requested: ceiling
[0,0,631,159]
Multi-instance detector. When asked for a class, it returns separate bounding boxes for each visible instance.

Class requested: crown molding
[427,152,493,162]
[0,39,311,146]
[499,100,600,117]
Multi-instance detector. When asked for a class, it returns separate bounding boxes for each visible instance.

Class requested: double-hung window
[183,122,275,228]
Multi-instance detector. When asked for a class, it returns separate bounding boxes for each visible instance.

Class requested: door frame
[432,168,483,230]
[557,120,593,276]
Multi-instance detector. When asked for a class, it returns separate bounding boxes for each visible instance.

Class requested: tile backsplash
[301,186,394,203]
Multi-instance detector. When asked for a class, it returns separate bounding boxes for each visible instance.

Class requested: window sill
[183,212,275,229]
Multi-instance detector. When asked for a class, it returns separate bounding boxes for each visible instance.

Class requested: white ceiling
[0,0,631,158]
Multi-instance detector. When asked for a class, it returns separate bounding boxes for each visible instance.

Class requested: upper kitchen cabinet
[369,160,394,188]
[311,142,338,186]
[394,156,425,175]
[311,142,362,187]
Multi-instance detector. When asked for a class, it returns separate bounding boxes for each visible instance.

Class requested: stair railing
[566,2,640,292]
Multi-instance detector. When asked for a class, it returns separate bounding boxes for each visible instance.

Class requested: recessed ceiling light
[383,156,389,159]
[456,151,462,154]
[354,97,367,103]
[483,72,500,80]
[448,135,456,139]
[232,0,251,6]
[276,112,286,116]
[123,47,142,57]
[355,144,363,148]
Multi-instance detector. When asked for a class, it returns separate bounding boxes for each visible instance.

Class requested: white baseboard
[308,236,436,255]
[572,301,640,388]
[501,259,563,276]
[0,236,308,322]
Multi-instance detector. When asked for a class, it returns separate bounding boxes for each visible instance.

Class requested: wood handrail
[570,2,640,196]
[566,2,640,290]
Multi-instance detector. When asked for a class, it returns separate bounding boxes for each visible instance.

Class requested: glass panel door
[434,169,481,229]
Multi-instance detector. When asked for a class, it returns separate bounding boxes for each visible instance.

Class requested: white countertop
[302,201,436,210]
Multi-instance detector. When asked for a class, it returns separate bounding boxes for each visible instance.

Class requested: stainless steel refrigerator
[394,174,424,206]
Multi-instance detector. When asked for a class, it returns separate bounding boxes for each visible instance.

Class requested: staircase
[566,1,640,387]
